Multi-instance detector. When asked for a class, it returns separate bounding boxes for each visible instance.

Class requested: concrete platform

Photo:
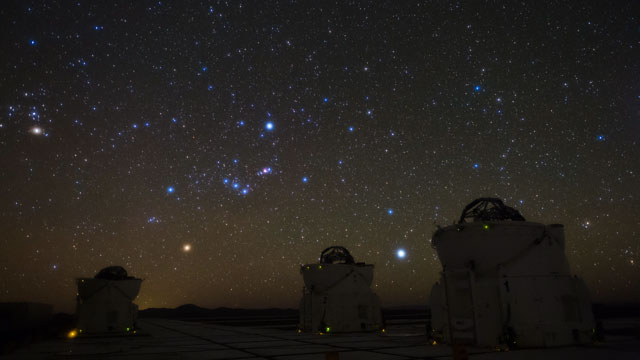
[5,318,639,359]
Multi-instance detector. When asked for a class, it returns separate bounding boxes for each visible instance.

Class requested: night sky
[1,1,639,313]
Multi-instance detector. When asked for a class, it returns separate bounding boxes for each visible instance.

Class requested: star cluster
[1,1,639,312]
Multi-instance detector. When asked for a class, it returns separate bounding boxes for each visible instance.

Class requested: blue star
[323,97,329,103]
[241,188,249,195]
[302,176,309,183]
[207,84,214,91]
[473,163,479,169]
[232,183,240,189]
[202,66,208,72]
[172,117,178,123]
[596,135,605,141]
[144,122,150,127]
[29,39,36,45]
[387,208,394,215]
[396,249,406,259]
[348,126,355,132]
[167,186,175,194]
[238,120,245,126]
[223,178,229,184]
[132,123,138,129]
[474,85,481,92]
[265,121,274,131]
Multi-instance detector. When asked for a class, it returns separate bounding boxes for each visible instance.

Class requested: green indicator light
[126,327,130,332]
[325,327,331,332]
[483,224,489,230]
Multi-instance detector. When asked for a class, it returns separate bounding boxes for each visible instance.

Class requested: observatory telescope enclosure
[429,198,594,348]
[76,266,142,334]
[299,246,383,333]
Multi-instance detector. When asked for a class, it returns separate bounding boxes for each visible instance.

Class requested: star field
[1,1,639,312]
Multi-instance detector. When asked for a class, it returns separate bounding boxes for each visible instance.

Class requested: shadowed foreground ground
[3,314,639,359]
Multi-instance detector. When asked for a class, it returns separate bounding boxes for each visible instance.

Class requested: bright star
[167,186,175,193]
[265,121,274,130]
[474,85,481,91]
[387,208,394,215]
[29,126,43,135]
[396,249,406,259]
[348,126,354,132]
[29,39,36,45]
[183,244,192,252]
[473,163,479,169]
[302,176,309,183]
[323,97,329,103]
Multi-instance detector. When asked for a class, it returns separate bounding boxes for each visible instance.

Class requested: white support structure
[76,266,142,334]
[299,247,383,333]
[429,198,594,348]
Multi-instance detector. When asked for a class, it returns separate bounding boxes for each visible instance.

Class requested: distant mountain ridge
[139,303,640,320]
[139,304,298,319]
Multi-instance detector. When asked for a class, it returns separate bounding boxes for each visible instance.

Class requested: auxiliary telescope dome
[299,246,382,333]
[429,198,595,348]
[76,266,142,334]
